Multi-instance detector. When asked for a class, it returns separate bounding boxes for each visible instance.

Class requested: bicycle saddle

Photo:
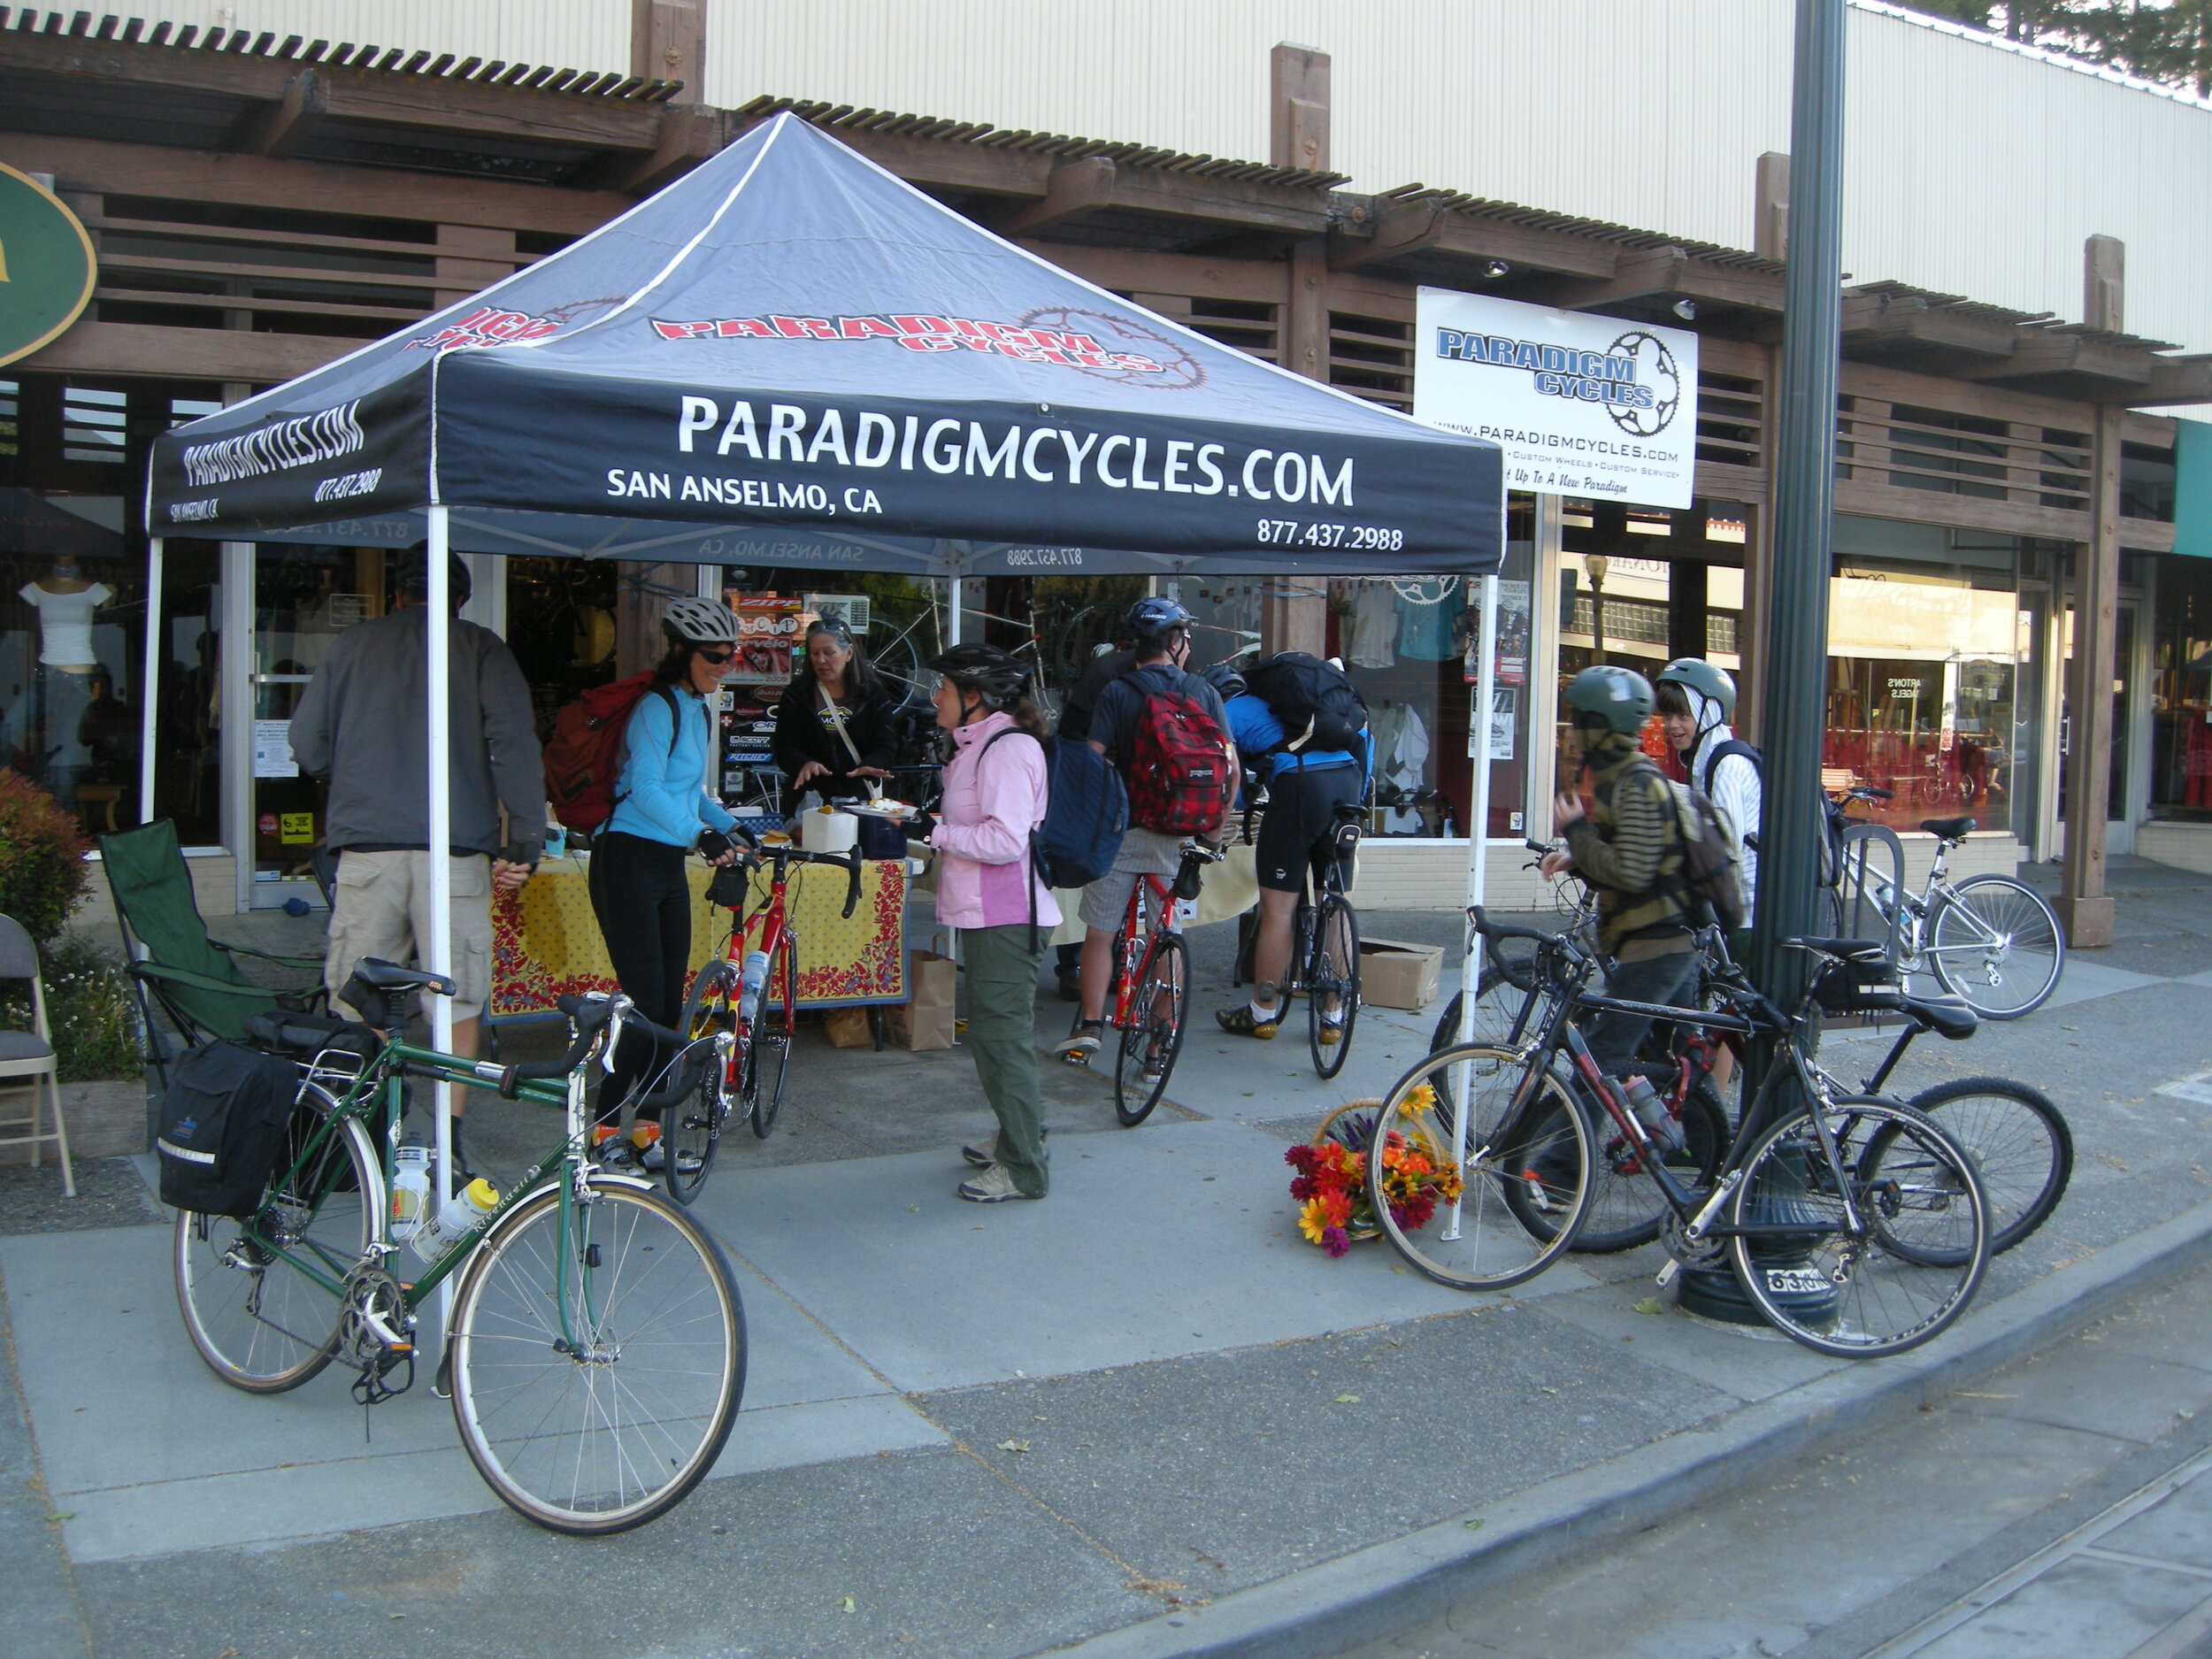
[1855,987,1979,1041]
[244,1009,381,1056]
[1788,936,1886,962]
[1919,816,1978,841]
[349,957,458,996]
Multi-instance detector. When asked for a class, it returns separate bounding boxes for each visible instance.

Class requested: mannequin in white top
[16,554,112,808]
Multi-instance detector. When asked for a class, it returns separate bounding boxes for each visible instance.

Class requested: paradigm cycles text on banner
[1412,288,1699,511]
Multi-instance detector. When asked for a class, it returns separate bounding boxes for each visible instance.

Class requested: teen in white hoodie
[1655,657,1759,928]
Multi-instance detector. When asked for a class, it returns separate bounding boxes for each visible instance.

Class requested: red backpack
[542,674,679,832]
[1126,680,1231,837]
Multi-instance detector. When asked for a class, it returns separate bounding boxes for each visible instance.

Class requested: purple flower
[1322,1225,1351,1258]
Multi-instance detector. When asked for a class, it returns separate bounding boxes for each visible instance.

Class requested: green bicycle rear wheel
[173,1084,377,1394]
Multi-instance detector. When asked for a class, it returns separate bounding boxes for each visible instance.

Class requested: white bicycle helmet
[662,596,741,648]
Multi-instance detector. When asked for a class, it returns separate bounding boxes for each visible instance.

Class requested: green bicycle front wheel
[173,1084,378,1394]
[449,1179,747,1534]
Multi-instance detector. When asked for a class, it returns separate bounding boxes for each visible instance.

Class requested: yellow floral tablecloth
[491,855,907,1018]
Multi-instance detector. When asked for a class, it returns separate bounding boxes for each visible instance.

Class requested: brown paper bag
[822,1006,874,1048]
[888,949,956,1051]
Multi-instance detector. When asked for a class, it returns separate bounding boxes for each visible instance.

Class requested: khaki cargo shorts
[1078,826,1187,932]
[325,850,495,1024]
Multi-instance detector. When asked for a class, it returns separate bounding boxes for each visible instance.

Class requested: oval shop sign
[0,163,96,367]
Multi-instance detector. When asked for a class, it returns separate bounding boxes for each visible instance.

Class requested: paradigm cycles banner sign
[1412,288,1698,511]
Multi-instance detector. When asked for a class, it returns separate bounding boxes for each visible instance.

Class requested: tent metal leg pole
[1441,572,1499,1245]
[426,507,457,1342]
[139,537,163,827]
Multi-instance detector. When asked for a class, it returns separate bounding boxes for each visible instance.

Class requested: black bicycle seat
[245,1009,381,1057]
[1855,987,1978,1041]
[1919,816,1978,841]
[1788,936,1887,962]
[349,957,459,996]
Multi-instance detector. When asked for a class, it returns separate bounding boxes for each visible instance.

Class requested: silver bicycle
[1831,787,2064,1020]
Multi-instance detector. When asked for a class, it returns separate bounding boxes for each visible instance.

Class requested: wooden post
[1265,43,1332,660]
[633,0,706,88]
[1755,151,1791,263]
[2057,403,2123,948]
[2085,234,2124,333]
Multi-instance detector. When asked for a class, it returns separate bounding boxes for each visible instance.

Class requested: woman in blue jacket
[588,597,741,1170]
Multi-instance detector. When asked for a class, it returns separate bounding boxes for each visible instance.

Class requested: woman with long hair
[587,596,742,1172]
[772,615,903,805]
[904,643,1058,1202]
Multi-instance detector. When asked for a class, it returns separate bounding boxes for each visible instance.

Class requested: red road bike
[667,832,863,1202]
[1092,840,1221,1127]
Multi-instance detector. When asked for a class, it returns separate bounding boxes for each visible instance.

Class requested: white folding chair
[0,914,73,1197]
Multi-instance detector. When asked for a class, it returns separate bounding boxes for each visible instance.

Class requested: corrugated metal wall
[109,1,2212,382]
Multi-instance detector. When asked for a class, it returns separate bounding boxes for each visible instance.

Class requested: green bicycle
[171,960,746,1535]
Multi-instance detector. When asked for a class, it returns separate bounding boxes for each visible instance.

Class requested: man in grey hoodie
[290,550,543,1125]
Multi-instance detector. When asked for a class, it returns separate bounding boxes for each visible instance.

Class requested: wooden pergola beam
[232,66,325,157]
[993,157,1118,236]
[2138,356,2212,406]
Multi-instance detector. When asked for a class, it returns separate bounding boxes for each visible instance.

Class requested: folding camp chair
[98,819,326,1080]
[0,913,73,1196]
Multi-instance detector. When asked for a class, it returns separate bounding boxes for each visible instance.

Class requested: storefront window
[1,373,227,846]
[1821,519,2034,838]
[2149,555,2212,821]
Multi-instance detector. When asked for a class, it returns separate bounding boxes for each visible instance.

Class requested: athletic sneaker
[1056,1022,1104,1065]
[637,1141,703,1176]
[1215,1005,1281,1039]
[589,1125,634,1167]
[958,1164,1042,1202]
[963,1128,1048,1169]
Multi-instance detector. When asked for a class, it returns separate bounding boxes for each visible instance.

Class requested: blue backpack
[983,728,1127,889]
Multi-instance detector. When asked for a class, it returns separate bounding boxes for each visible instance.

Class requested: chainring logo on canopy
[1018,308,1204,389]
[408,296,628,352]
[1606,329,1680,438]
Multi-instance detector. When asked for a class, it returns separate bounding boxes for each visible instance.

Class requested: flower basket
[1285,1089,1464,1258]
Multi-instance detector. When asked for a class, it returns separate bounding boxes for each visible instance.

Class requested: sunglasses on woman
[695,646,735,665]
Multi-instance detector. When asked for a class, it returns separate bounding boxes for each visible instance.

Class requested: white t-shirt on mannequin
[19,581,111,667]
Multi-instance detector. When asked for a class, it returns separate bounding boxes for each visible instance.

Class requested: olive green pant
[959,924,1049,1197]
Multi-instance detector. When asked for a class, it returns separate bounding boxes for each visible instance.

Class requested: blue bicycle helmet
[1125,595,1193,642]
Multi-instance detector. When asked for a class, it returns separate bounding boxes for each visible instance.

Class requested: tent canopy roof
[149,113,1502,575]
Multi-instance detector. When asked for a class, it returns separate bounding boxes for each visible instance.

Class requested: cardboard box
[1358,937,1443,1010]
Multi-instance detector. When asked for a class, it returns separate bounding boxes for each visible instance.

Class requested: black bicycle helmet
[930,643,1029,710]
[1200,659,1248,700]
[1125,595,1193,642]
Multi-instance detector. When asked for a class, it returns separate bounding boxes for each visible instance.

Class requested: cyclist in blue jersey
[1210,664,1370,1041]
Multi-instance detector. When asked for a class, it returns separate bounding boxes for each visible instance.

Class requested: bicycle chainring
[337,1264,417,1400]
[1659,1210,1729,1273]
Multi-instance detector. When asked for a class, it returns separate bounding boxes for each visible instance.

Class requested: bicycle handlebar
[496,993,619,1094]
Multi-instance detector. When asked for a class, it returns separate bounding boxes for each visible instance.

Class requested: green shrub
[0,772,92,944]
[0,933,142,1082]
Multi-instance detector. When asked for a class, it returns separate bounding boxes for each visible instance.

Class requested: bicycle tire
[667,961,741,1204]
[173,1084,376,1394]
[449,1179,746,1535]
[1367,1043,1594,1291]
[1728,1096,1988,1358]
[747,939,795,1140]
[1870,1076,2071,1255]
[1114,929,1187,1127]
[1927,874,2065,1019]
[1520,1076,1729,1255]
[1307,893,1360,1080]
[1428,966,1535,1057]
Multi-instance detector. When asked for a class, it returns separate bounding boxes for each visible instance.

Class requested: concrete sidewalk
[9,880,2212,1656]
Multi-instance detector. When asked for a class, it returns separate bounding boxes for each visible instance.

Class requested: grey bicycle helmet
[662,595,741,648]
[1126,595,1193,642]
[931,643,1029,710]
[1562,664,1655,736]
[1655,657,1737,724]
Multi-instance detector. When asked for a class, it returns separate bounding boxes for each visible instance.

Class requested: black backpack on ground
[1245,652,1370,757]
[156,1039,303,1217]
[1695,737,1845,889]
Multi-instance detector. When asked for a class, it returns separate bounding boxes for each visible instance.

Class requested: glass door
[2056,598,2140,856]
[246,546,378,907]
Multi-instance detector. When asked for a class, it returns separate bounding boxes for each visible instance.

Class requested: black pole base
[1676,1262,1765,1325]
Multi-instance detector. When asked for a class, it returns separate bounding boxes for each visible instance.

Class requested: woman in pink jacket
[910,644,1061,1202]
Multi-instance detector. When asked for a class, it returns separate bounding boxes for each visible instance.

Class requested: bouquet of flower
[1286,1088,1463,1258]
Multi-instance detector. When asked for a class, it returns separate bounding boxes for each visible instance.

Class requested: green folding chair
[98,819,327,1078]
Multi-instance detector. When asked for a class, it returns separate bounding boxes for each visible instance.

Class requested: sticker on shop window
[279,812,315,845]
